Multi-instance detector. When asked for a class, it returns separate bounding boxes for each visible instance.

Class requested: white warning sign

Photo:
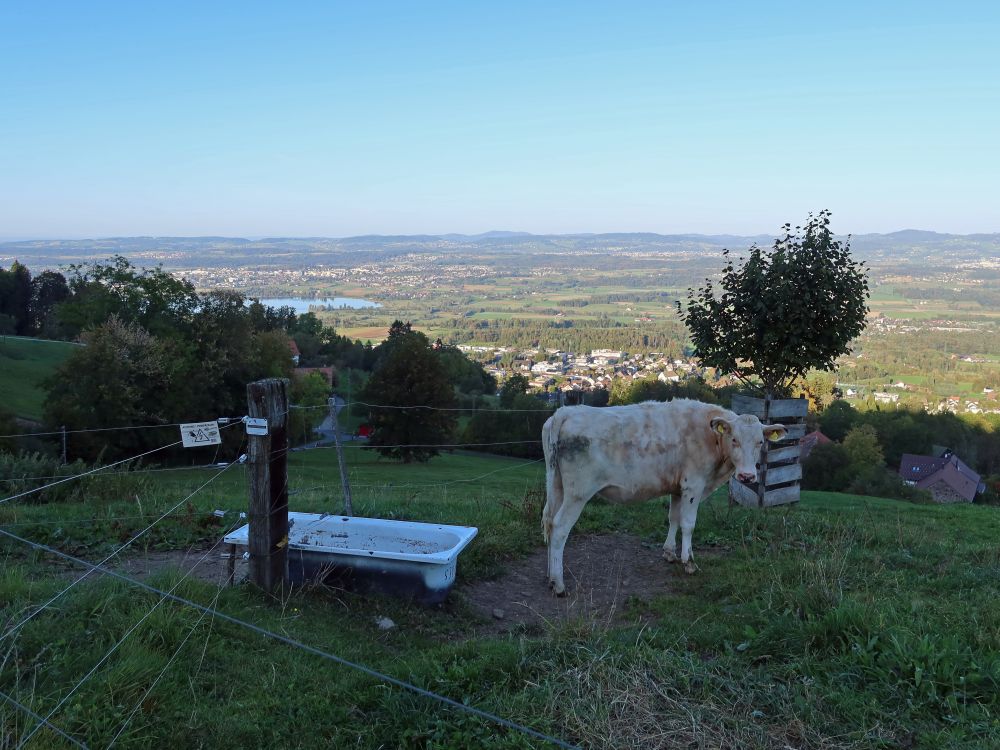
[180,421,222,448]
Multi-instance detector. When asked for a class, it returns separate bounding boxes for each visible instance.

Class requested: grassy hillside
[2,449,999,748]
[0,336,77,421]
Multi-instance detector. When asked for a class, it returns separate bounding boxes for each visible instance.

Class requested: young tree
[818,399,857,441]
[499,374,530,407]
[43,316,172,459]
[360,330,457,463]
[678,211,869,398]
[843,424,884,469]
[289,371,332,445]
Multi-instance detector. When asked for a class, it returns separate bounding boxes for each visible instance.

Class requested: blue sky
[1,1,998,238]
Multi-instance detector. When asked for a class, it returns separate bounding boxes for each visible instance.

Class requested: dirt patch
[113,544,245,587]
[106,534,725,638]
[460,534,717,634]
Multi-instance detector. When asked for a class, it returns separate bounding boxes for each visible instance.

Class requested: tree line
[444,316,687,356]
[0,258,498,463]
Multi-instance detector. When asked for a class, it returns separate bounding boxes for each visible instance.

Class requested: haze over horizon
[3,226,1000,245]
[2,2,998,238]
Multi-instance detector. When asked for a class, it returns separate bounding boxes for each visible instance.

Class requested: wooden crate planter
[729,394,808,508]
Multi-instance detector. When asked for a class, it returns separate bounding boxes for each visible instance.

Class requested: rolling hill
[0,336,78,421]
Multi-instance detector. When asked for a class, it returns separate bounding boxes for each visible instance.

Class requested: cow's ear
[710,418,732,435]
[764,425,787,442]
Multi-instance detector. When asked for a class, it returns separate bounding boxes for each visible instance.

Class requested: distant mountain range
[2,231,998,270]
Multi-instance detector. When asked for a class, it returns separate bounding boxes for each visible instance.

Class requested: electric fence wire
[0,462,239,484]
[291,400,554,412]
[0,440,186,505]
[288,457,545,496]
[12,518,244,750]
[0,689,89,750]
[0,417,245,440]
[0,438,244,643]
[104,560,232,749]
[0,527,579,750]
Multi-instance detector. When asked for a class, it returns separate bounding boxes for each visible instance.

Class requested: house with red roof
[899,449,983,503]
[799,430,832,459]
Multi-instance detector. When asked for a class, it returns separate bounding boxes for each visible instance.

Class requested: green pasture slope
[0,336,77,421]
[2,448,999,748]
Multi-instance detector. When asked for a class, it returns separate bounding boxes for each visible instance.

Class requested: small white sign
[245,417,269,436]
[180,421,222,448]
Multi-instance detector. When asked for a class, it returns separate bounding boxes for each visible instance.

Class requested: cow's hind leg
[663,494,681,562]
[547,495,588,596]
[679,483,706,575]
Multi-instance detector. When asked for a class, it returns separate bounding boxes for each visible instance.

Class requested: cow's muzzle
[737,472,756,483]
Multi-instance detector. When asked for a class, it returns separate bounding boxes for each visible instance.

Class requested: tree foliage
[57,255,199,338]
[360,329,457,463]
[679,211,869,396]
[462,392,551,459]
[607,374,734,407]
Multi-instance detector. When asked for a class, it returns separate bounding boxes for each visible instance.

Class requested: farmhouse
[799,429,832,459]
[899,449,983,503]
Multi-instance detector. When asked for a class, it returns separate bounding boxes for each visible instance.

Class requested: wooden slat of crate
[762,484,800,507]
[781,424,807,440]
[729,478,760,508]
[766,444,801,464]
[766,399,809,419]
[730,475,802,508]
[764,462,802,485]
[731,395,809,420]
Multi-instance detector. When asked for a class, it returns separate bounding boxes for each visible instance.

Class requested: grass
[0,337,78,421]
[2,450,1000,748]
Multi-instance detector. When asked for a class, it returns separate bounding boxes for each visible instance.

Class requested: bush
[847,466,933,503]
[801,442,852,491]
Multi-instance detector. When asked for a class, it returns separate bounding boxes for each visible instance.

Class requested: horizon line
[3,227,999,244]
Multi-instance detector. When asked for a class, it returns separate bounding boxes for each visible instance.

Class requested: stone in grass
[492,608,505,620]
[375,616,396,631]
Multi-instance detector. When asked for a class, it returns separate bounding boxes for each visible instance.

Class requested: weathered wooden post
[247,378,289,592]
[729,394,808,507]
[329,396,353,515]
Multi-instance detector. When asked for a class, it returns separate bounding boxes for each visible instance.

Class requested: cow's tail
[541,413,563,545]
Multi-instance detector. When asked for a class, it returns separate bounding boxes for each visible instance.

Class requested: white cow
[541,399,786,595]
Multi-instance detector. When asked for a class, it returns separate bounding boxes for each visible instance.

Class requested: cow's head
[710,416,787,483]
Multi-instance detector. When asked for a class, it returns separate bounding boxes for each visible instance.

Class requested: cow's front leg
[547,496,589,596]
[663,494,681,562]
[679,482,706,574]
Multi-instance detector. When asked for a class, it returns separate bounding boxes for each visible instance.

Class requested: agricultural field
[2,448,999,748]
[0,337,78,421]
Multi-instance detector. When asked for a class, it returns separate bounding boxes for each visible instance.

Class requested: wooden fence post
[247,378,289,593]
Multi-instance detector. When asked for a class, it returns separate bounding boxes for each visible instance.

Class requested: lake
[260,297,381,314]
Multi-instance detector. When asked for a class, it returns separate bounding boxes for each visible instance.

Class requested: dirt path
[107,534,723,635]
[460,534,690,634]
[113,544,245,586]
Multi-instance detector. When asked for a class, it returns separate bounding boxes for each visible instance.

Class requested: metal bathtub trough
[223,512,478,604]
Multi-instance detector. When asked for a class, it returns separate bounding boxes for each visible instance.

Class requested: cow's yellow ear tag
[716,423,726,434]
[766,430,781,442]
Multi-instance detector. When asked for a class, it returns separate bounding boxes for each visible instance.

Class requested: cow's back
[545,399,732,502]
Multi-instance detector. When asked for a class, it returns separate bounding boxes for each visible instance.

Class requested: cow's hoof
[684,560,699,575]
[549,581,567,596]
[663,548,679,563]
